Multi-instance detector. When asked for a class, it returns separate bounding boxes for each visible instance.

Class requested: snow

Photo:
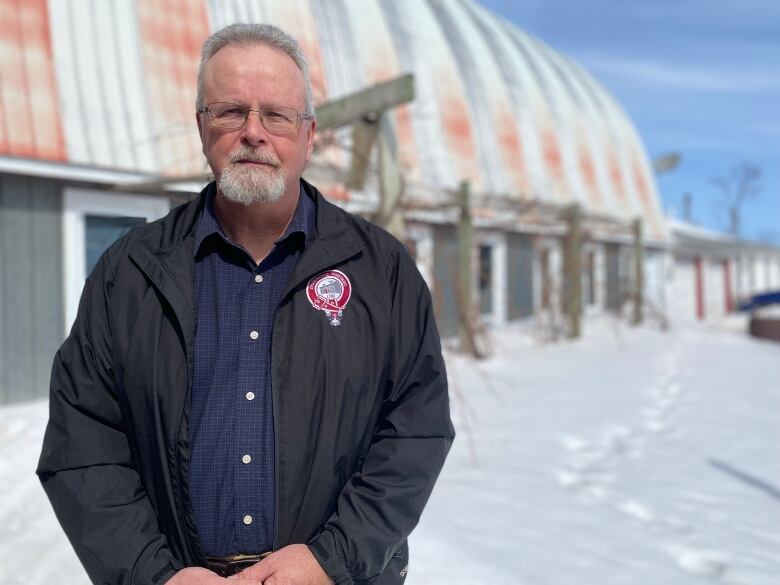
[410,317,780,585]
[2,317,779,585]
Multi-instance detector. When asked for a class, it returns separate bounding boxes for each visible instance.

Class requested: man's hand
[165,567,262,584]
[228,544,334,585]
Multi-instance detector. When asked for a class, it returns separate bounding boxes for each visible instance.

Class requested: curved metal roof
[0,0,665,238]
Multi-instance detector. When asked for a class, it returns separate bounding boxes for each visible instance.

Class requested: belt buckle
[207,552,271,577]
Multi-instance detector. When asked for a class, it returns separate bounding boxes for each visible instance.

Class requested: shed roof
[0,0,666,238]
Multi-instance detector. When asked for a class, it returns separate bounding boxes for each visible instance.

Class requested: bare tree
[712,162,763,237]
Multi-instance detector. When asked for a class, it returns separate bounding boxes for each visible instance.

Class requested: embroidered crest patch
[306,270,352,326]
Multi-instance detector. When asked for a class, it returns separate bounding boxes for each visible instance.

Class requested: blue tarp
[738,290,780,311]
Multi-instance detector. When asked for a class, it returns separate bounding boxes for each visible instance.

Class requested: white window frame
[580,242,601,313]
[534,237,561,315]
[475,231,507,326]
[406,223,434,291]
[63,188,170,335]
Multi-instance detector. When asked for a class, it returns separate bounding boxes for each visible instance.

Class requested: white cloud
[584,56,780,94]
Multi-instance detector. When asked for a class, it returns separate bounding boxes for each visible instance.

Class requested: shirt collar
[194,181,316,258]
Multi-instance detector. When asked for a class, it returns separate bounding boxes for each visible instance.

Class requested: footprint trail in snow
[554,339,739,582]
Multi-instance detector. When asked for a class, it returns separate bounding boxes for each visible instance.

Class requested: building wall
[506,232,534,319]
[405,222,434,290]
[0,173,63,404]
[754,256,769,292]
[535,237,563,314]
[723,258,735,312]
[737,254,753,301]
[762,256,773,291]
[669,255,698,321]
[705,257,727,319]
[581,242,605,312]
[644,248,666,314]
[604,243,622,311]
[771,258,780,289]
[475,230,507,326]
[432,224,459,339]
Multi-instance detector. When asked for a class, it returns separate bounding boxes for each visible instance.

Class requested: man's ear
[304,119,317,163]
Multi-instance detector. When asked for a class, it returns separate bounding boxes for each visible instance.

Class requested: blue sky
[476,0,779,244]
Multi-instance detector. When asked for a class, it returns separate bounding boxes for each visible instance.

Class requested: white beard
[217,148,286,205]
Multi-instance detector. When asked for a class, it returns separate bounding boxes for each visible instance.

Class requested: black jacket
[37,180,454,585]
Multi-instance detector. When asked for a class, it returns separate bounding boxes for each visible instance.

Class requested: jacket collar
[127,178,364,324]
[193,182,316,259]
[126,196,202,368]
[286,179,364,295]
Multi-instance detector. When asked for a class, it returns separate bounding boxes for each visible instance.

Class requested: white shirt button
[254,274,263,283]
[242,454,252,464]
[246,391,255,401]
[243,515,253,525]
[249,330,259,340]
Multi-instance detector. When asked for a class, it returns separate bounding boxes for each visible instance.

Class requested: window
[63,188,170,334]
[478,243,493,315]
[404,238,418,263]
[583,250,596,306]
[85,215,147,276]
[540,247,552,310]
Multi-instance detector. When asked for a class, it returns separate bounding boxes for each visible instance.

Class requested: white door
[706,260,726,319]
[670,257,698,322]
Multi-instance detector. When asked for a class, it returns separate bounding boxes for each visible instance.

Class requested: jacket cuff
[152,560,184,585]
[308,531,354,585]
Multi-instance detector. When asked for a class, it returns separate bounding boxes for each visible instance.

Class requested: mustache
[228,147,280,166]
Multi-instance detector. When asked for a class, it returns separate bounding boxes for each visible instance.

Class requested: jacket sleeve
[308,245,455,584]
[36,253,182,585]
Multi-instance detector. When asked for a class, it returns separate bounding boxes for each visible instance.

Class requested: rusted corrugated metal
[137,0,208,175]
[373,0,483,194]
[439,0,529,197]
[344,0,420,185]
[0,0,65,160]
[48,0,154,170]
[2,0,667,238]
[487,14,573,205]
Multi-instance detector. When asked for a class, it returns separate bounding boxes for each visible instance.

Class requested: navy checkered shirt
[190,184,315,555]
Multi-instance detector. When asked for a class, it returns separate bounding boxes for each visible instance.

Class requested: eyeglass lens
[205,103,301,133]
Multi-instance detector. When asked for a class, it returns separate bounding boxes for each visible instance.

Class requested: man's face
[197,44,316,204]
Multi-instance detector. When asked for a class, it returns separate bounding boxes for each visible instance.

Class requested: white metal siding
[706,260,726,319]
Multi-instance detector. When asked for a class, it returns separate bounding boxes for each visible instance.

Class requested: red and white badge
[306,270,352,326]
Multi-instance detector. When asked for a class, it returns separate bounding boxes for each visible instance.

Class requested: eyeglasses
[198,102,313,134]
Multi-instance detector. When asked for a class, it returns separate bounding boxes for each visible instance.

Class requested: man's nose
[241,111,269,145]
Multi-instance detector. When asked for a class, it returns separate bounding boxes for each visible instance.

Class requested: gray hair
[196,23,314,117]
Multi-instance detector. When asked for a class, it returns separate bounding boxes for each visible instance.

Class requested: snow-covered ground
[411,316,780,585]
[2,317,779,585]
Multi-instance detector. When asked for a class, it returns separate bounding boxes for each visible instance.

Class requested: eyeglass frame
[197,102,314,135]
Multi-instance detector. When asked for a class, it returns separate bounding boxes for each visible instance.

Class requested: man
[37,22,453,585]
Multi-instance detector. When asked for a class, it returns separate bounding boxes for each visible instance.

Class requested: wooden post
[314,74,415,131]
[457,180,476,354]
[632,217,644,325]
[564,204,582,339]
[311,74,414,241]
[375,113,405,239]
[345,115,379,191]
